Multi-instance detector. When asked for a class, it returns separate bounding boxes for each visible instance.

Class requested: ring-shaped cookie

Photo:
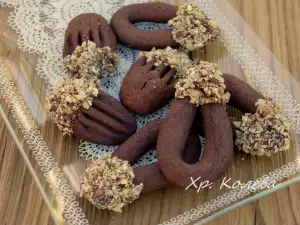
[157,98,234,188]
[111,2,178,50]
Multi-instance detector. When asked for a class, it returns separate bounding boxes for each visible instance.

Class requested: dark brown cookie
[194,74,267,150]
[63,13,117,57]
[112,119,201,193]
[120,57,176,115]
[222,73,265,145]
[157,98,233,188]
[111,2,178,50]
[193,112,237,143]
[224,73,265,114]
[195,74,266,137]
[74,91,137,145]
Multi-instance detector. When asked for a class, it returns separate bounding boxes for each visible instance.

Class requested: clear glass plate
[0,0,300,225]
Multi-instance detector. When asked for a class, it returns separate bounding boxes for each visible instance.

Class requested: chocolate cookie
[112,119,201,193]
[111,2,178,50]
[195,74,291,157]
[194,74,265,138]
[222,74,291,156]
[80,120,200,212]
[223,73,265,114]
[156,61,233,187]
[74,91,137,145]
[64,13,117,57]
[193,112,237,143]
[156,98,234,187]
[120,57,176,115]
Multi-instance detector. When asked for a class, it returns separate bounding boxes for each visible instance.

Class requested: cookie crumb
[140,46,192,78]
[63,41,117,78]
[80,155,143,213]
[234,99,291,157]
[46,76,100,135]
[168,3,220,51]
[175,61,230,105]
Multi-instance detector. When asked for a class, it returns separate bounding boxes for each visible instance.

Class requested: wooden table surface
[1,0,300,224]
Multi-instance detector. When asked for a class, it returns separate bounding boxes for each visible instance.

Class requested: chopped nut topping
[63,41,117,78]
[168,3,220,51]
[140,46,192,78]
[175,61,230,105]
[80,155,143,213]
[234,99,291,157]
[46,76,100,135]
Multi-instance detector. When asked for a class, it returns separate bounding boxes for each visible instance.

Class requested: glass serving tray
[1,0,300,224]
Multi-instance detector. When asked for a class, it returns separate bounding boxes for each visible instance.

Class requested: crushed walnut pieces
[46,76,100,135]
[140,46,192,78]
[168,3,220,51]
[175,61,230,105]
[63,41,117,78]
[80,155,143,213]
[234,99,291,157]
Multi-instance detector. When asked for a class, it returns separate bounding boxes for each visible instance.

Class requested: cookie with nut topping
[74,91,137,145]
[193,73,292,157]
[63,41,117,79]
[47,74,137,145]
[80,120,201,212]
[156,61,234,188]
[63,13,117,57]
[168,3,220,51]
[233,99,291,156]
[223,74,291,156]
[120,47,192,115]
[111,3,220,51]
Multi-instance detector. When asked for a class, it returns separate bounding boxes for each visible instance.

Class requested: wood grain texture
[0,0,300,225]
